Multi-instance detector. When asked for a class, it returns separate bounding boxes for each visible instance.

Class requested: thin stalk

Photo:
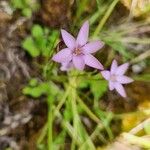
[93,0,119,36]
[62,121,81,145]
[37,123,48,145]
[89,4,108,25]
[47,97,53,150]
[54,86,71,117]
[70,76,78,150]
[77,96,101,124]
[79,124,103,150]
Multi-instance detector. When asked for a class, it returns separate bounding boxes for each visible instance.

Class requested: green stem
[93,0,119,36]
[37,123,48,145]
[71,100,78,149]
[47,96,53,150]
[70,76,78,150]
[37,86,71,147]
[77,96,101,124]
[54,86,71,117]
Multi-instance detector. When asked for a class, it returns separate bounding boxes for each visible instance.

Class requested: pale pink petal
[73,55,85,70]
[116,75,134,84]
[60,61,73,71]
[82,41,104,54]
[76,21,89,46]
[101,71,110,80]
[84,54,104,70]
[111,60,118,74]
[61,29,76,49]
[109,81,115,90]
[116,63,129,75]
[114,82,127,97]
[52,48,72,63]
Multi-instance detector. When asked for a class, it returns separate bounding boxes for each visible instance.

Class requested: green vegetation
[22,25,59,57]
[11,0,40,17]
[10,0,150,149]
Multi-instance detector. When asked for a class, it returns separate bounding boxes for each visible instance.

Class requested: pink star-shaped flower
[52,21,104,71]
[101,60,134,97]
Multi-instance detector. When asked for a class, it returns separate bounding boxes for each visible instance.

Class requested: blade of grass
[62,121,82,145]
[74,0,88,24]
[77,96,101,124]
[79,124,104,150]
[47,96,53,150]
[37,123,48,145]
[93,0,119,36]
[54,86,71,117]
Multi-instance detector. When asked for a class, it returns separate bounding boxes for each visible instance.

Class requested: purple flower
[101,60,133,97]
[52,21,104,71]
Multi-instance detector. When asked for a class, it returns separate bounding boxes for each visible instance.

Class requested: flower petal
[101,71,110,80]
[109,81,115,90]
[73,55,85,70]
[82,41,104,54]
[114,82,127,97]
[111,59,118,74]
[60,61,73,71]
[116,63,129,75]
[76,21,89,46]
[61,29,76,49]
[116,75,134,84]
[84,54,104,70]
[52,48,72,63]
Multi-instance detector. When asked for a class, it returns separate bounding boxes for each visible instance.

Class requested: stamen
[74,48,82,55]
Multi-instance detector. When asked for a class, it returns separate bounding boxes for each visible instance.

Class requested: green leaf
[90,80,107,101]
[35,38,50,57]
[47,30,59,51]
[42,47,50,57]
[11,0,24,9]
[22,8,32,17]
[78,79,89,89]
[32,25,44,38]
[23,86,44,98]
[53,130,66,149]
[22,83,49,98]
[23,80,60,99]
[29,78,38,87]
[22,37,40,57]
